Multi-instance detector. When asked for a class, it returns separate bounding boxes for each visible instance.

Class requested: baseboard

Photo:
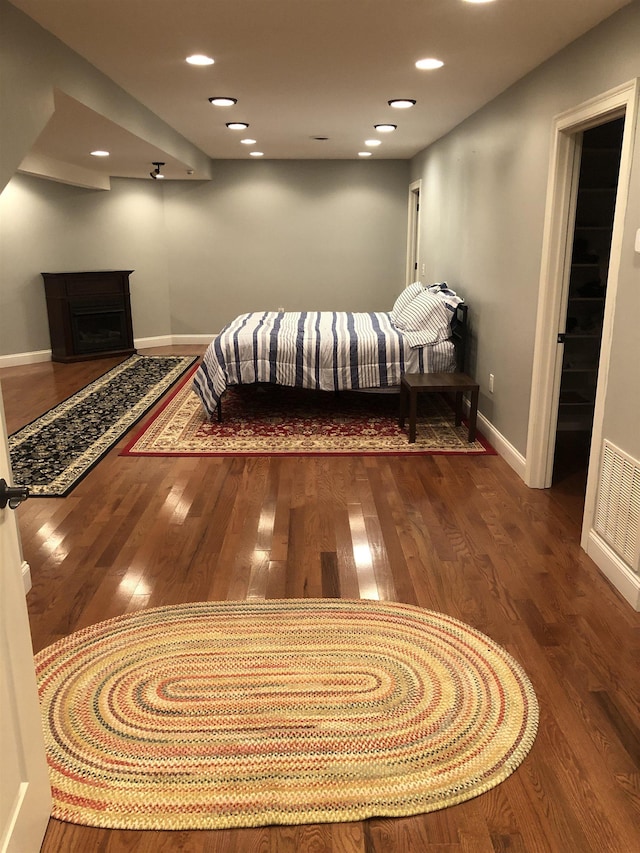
[170,334,216,345]
[586,530,640,610]
[136,334,214,349]
[0,349,51,368]
[2,336,215,367]
[460,397,526,480]
[133,335,174,349]
[22,560,32,595]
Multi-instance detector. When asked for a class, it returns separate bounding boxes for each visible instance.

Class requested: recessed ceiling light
[250,151,264,157]
[358,151,373,157]
[374,124,397,133]
[365,139,382,147]
[226,122,249,130]
[209,97,237,107]
[241,138,257,145]
[90,150,109,157]
[388,99,416,109]
[186,54,214,66]
[415,58,444,70]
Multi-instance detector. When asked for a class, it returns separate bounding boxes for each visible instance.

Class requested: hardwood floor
[2,349,639,853]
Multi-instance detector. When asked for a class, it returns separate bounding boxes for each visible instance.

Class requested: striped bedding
[192,310,456,419]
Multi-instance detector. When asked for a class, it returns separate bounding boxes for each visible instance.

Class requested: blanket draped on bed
[193,311,456,420]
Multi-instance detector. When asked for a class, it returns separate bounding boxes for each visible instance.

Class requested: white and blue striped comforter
[192,311,456,419]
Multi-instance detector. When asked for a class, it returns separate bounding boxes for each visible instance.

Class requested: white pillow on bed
[426,282,464,311]
[390,282,424,326]
[393,290,452,347]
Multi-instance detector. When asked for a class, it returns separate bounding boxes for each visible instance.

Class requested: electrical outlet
[489,373,494,393]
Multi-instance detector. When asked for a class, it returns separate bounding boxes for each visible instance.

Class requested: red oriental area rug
[35,599,538,830]
[122,369,495,457]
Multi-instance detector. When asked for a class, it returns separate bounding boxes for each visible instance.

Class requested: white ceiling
[9,0,632,180]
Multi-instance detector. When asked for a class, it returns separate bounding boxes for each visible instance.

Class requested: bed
[192,282,467,421]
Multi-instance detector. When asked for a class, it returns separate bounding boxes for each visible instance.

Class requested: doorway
[525,80,637,500]
[552,117,625,491]
[406,180,421,286]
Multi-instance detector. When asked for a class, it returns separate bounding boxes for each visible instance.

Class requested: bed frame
[452,303,469,373]
[212,304,470,422]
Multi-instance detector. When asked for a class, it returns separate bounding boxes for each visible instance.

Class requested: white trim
[168,334,215,345]
[133,334,174,349]
[1,336,216,367]
[21,560,32,595]
[477,411,526,480]
[0,350,51,368]
[459,397,526,480]
[526,79,638,489]
[585,531,640,611]
[581,81,639,552]
[405,179,421,286]
[135,334,214,347]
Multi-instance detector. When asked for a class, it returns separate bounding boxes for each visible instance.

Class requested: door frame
[405,179,421,286]
[525,80,639,498]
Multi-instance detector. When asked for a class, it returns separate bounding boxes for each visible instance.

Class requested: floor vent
[594,441,640,571]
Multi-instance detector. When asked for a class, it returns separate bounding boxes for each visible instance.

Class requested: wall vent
[594,440,640,571]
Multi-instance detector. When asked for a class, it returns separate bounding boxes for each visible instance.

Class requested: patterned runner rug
[9,355,196,497]
[122,370,495,457]
[35,599,538,831]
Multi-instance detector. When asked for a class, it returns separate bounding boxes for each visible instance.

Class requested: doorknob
[0,478,29,510]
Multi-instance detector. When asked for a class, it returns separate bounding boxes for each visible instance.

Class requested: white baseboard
[135,334,214,349]
[170,334,216,345]
[586,530,640,610]
[22,560,32,595]
[0,349,51,368]
[2,336,215,368]
[476,410,526,480]
[133,335,174,349]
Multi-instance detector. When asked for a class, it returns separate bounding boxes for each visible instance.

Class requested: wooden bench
[399,372,479,444]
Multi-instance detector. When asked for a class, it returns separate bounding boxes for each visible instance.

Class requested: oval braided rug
[35,599,538,830]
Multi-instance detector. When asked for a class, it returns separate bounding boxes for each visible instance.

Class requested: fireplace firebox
[42,270,136,362]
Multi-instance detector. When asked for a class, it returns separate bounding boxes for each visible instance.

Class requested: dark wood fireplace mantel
[42,270,136,363]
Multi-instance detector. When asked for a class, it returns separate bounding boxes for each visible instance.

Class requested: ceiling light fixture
[90,150,109,157]
[388,99,416,109]
[374,124,397,133]
[358,151,373,157]
[226,122,249,130]
[463,0,496,4]
[249,151,264,157]
[415,58,444,70]
[365,139,382,147]
[150,162,165,180]
[186,54,214,66]
[209,97,237,106]
[241,138,257,145]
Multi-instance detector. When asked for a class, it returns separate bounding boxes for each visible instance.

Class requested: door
[553,117,625,484]
[406,180,421,285]
[525,80,637,491]
[0,387,51,853]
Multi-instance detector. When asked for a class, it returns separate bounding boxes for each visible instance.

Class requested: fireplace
[42,270,136,362]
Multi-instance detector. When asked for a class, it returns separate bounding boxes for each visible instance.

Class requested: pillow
[393,290,452,347]
[390,282,424,326]
[426,282,464,312]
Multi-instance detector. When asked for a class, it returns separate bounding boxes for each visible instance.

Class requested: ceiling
[9,0,632,181]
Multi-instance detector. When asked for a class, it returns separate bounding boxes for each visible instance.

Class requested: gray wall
[163,160,409,334]
[0,161,409,354]
[0,175,172,353]
[410,0,640,459]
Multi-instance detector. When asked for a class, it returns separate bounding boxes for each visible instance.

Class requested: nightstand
[399,372,479,443]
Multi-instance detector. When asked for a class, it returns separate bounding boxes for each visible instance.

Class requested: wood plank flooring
[2,349,639,853]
